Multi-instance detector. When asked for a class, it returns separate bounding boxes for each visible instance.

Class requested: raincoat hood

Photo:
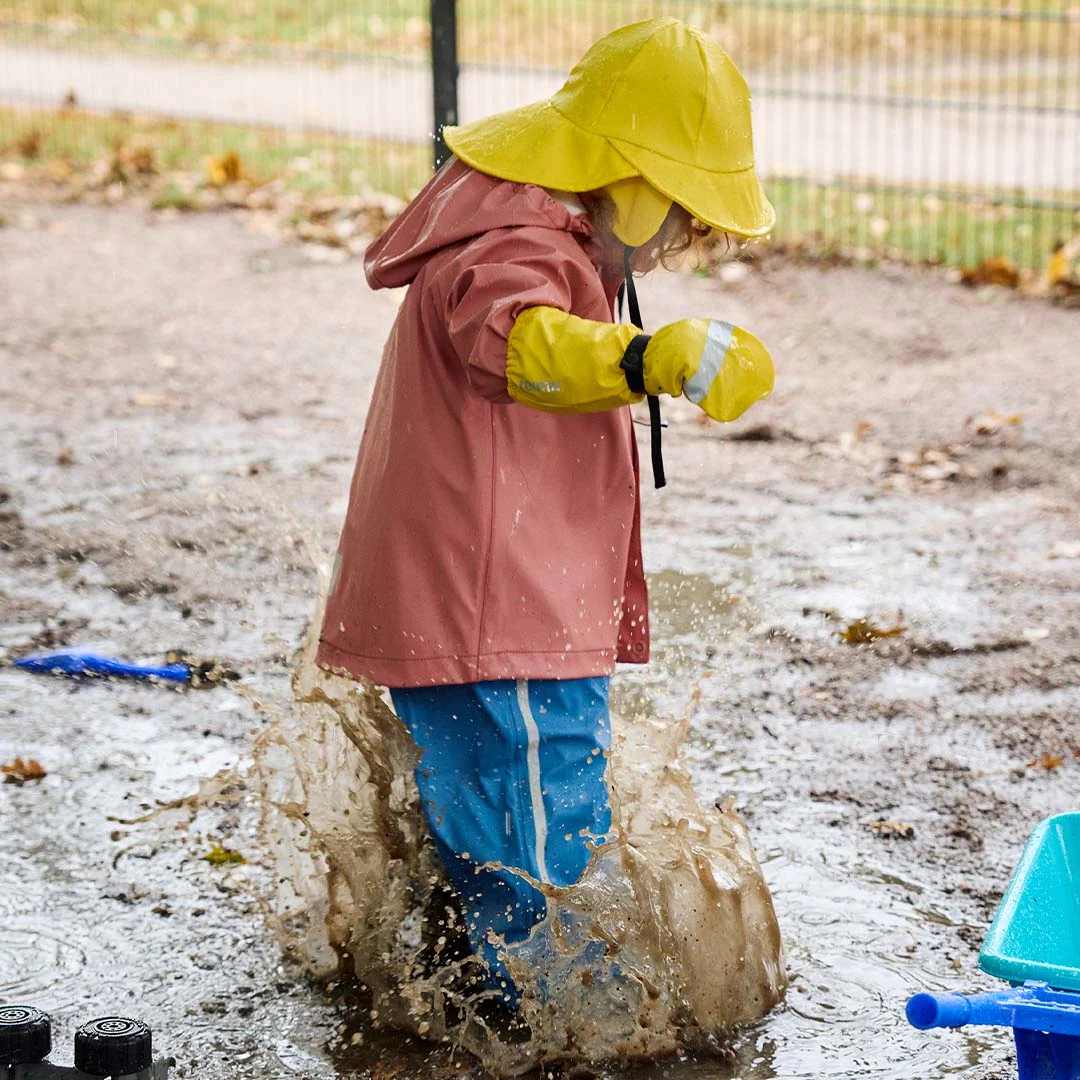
[364,159,594,291]
[443,17,774,240]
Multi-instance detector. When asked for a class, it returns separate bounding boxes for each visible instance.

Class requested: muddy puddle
[2,549,1013,1080]
[0,555,1016,1080]
[3,413,1057,1079]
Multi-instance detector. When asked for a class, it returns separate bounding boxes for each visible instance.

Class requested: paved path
[1,43,1077,193]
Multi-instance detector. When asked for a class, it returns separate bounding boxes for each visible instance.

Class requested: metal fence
[1,1,1078,271]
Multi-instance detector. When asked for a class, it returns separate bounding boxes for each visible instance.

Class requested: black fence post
[431,0,459,170]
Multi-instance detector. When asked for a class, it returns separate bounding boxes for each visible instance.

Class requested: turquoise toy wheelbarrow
[906,813,1080,1080]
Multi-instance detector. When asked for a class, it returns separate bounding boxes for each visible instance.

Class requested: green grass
[1,105,1075,276]
[2,0,430,56]
[4,0,1078,71]
[1,0,426,48]
[0,105,432,197]
[767,178,1080,272]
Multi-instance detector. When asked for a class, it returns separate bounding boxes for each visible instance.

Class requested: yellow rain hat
[443,18,774,240]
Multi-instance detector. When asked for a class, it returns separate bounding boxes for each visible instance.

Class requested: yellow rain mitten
[506,306,645,413]
[640,318,774,422]
[505,308,772,422]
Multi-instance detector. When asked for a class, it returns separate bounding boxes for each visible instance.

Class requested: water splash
[253,575,785,1074]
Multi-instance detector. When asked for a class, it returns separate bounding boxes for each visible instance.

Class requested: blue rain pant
[390,677,612,1003]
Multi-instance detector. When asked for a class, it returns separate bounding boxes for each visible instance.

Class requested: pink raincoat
[317,159,649,687]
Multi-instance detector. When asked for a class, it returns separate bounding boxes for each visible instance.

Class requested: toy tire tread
[0,1005,52,1065]
[74,1017,153,1076]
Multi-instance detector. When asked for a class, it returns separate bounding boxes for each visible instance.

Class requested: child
[318,17,774,1013]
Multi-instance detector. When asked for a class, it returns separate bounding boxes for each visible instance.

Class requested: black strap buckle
[619,334,650,395]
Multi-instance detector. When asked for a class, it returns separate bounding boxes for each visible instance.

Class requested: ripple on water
[727,844,1005,1079]
[0,858,72,922]
[0,879,39,920]
[0,920,88,1007]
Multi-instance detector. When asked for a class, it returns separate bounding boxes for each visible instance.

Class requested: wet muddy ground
[1,200,1078,1079]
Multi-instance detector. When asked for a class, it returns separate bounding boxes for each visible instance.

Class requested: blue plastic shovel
[14,648,193,683]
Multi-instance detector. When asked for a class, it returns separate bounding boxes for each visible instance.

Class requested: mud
[1,200,1079,1078]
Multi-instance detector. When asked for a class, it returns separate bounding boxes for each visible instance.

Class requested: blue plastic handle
[907,993,973,1029]
[13,649,191,683]
[906,983,1080,1036]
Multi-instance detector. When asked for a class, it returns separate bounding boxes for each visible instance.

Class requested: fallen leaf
[202,843,245,865]
[102,145,157,187]
[133,147,156,174]
[1026,752,1064,772]
[870,820,915,839]
[838,616,906,645]
[15,129,42,159]
[968,408,1022,436]
[1048,242,1069,286]
[960,256,1020,289]
[2,757,47,785]
[205,151,243,187]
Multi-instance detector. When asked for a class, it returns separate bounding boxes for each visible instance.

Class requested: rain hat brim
[444,101,637,191]
[444,102,775,240]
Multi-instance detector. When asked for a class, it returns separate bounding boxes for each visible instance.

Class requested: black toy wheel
[74,1017,152,1077]
[0,1005,52,1065]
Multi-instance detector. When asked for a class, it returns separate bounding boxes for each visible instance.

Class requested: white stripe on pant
[516,678,551,884]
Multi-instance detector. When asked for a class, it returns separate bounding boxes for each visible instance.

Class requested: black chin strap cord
[620,246,666,490]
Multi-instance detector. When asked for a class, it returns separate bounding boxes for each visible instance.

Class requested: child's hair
[584,190,714,272]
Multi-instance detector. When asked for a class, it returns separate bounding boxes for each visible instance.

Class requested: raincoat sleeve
[443,226,621,405]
